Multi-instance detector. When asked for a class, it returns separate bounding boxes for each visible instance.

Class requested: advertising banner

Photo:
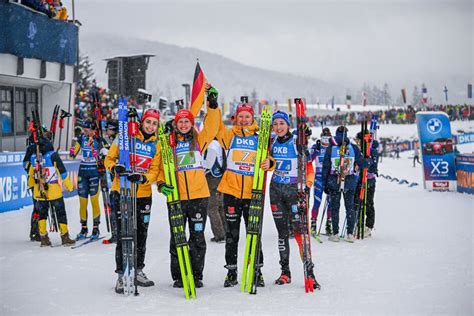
[0,2,78,65]
[456,154,474,195]
[416,112,457,191]
[454,132,474,145]
[0,152,80,213]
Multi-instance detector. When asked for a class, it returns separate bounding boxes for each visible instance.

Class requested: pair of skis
[158,124,196,300]
[91,91,113,234]
[241,105,272,295]
[118,96,139,296]
[337,125,348,191]
[294,99,319,293]
[50,104,72,151]
[356,114,378,240]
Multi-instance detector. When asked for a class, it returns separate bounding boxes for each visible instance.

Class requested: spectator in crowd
[51,0,68,20]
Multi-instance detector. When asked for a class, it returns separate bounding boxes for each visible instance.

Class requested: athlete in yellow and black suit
[69,119,108,240]
[27,138,75,247]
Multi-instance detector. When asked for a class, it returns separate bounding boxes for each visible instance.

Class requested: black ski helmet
[106,119,118,131]
[321,127,331,136]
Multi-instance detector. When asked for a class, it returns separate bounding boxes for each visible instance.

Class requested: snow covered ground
[1,122,473,315]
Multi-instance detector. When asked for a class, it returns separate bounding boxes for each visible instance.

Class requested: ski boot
[40,234,51,247]
[90,226,100,240]
[310,219,317,238]
[102,235,116,245]
[275,270,291,285]
[30,230,41,242]
[136,269,155,287]
[256,270,265,287]
[325,219,332,235]
[364,226,372,237]
[76,226,88,241]
[30,220,41,242]
[115,274,124,294]
[328,234,340,242]
[307,269,321,290]
[345,234,355,243]
[173,279,183,288]
[61,233,76,246]
[224,269,238,288]
[194,277,204,288]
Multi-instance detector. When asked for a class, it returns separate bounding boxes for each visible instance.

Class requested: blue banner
[416,112,457,191]
[454,132,474,145]
[0,2,78,65]
[0,152,80,213]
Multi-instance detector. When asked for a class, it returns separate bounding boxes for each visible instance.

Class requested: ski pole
[317,195,328,236]
[340,217,347,238]
[57,110,72,152]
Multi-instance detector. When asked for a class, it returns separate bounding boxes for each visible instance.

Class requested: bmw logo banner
[416,112,457,192]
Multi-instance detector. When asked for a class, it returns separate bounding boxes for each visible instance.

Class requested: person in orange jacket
[157,85,221,289]
[104,108,162,293]
[215,97,274,288]
[269,110,320,289]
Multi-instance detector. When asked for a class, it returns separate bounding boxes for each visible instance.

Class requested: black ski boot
[275,270,291,285]
[194,278,204,288]
[76,226,88,241]
[256,270,265,287]
[90,226,100,240]
[307,269,321,290]
[115,274,124,294]
[325,219,332,235]
[30,219,40,241]
[224,269,238,288]
[173,279,183,288]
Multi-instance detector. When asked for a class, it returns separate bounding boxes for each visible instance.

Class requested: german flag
[190,61,206,116]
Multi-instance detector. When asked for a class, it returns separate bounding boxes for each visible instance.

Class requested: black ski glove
[127,173,147,184]
[165,119,174,133]
[208,87,219,109]
[305,186,311,194]
[128,106,139,119]
[304,124,312,137]
[114,164,126,176]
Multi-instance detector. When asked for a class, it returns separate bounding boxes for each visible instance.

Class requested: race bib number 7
[177,152,196,166]
[232,150,256,164]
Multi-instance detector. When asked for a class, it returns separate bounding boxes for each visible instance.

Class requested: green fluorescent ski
[158,125,196,299]
[241,106,272,294]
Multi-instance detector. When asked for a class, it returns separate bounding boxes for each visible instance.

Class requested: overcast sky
[67,0,472,94]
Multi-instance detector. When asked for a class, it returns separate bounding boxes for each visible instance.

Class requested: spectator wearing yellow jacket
[157,86,221,289]
[215,99,274,288]
[26,139,75,247]
[104,108,162,292]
